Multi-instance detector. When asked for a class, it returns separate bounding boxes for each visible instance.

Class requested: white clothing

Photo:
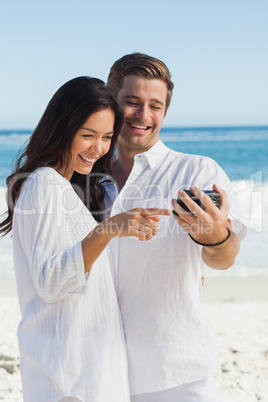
[12,167,130,402]
[105,141,246,395]
[131,377,222,402]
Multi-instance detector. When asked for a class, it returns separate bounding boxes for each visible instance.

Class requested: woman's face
[61,108,115,181]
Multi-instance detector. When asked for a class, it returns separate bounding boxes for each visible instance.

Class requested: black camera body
[173,190,220,215]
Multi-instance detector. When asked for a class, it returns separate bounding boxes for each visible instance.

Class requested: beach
[202,277,268,402]
[0,277,267,401]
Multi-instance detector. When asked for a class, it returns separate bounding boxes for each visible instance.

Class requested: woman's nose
[89,140,102,154]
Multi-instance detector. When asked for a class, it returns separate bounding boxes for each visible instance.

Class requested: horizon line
[1,124,268,132]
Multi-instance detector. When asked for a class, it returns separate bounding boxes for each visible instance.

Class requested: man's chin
[120,135,157,152]
[124,134,147,145]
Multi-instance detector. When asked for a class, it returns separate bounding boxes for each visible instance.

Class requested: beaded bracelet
[189,228,231,247]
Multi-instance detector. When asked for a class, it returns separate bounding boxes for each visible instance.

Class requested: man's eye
[151,105,162,110]
[127,101,138,106]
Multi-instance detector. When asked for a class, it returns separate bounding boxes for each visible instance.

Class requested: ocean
[0,127,268,278]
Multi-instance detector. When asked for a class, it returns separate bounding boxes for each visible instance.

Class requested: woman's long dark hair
[0,76,123,235]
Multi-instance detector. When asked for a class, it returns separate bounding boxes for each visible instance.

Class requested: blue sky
[0,0,267,129]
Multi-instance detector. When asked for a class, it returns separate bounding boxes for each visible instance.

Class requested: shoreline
[202,276,268,302]
[2,276,268,301]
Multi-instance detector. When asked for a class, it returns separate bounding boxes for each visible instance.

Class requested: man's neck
[112,139,159,191]
[112,144,137,192]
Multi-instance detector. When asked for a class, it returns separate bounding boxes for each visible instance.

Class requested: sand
[0,281,21,401]
[0,277,268,402]
[202,278,268,402]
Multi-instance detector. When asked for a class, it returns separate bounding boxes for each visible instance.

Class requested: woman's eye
[104,136,113,141]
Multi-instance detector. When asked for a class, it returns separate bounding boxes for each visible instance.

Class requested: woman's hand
[98,207,172,241]
[82,208,171,272]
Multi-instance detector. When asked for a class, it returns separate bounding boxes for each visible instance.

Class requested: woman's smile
[78,154,99,164]
[58,108,115,180]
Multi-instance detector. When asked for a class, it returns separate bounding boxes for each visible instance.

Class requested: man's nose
[134,105,149,121]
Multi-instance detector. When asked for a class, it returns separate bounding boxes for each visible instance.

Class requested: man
[105,53,246,401]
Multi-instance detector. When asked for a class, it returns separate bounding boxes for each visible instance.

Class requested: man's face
[116,75,167,153]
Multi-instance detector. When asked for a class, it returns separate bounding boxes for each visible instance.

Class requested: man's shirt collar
[134,140,170,169]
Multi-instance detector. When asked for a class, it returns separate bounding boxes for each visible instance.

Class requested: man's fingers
[212,184,228,213]
[187,187,210,215]
[171,197,196,219]
[188,186,227,217]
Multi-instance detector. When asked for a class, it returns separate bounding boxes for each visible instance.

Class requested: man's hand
[171,184,229,245]
[171,184,240,269]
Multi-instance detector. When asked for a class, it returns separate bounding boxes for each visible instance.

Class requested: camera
[173,190,220,215]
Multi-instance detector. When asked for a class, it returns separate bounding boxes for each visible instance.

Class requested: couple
[0,53,245,401]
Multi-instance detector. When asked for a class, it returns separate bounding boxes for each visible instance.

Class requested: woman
[0,77,170,401]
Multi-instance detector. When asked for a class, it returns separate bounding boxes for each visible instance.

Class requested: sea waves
[159,126,268,143]
[0,180,268,279]
[1,127,268,146]
[0,132,31,146]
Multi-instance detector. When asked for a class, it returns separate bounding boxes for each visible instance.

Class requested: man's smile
[127,122,151,131]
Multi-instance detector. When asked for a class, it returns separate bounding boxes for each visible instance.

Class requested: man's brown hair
[107,52,174,114]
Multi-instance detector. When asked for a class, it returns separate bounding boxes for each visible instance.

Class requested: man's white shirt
[105,140,246,395]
